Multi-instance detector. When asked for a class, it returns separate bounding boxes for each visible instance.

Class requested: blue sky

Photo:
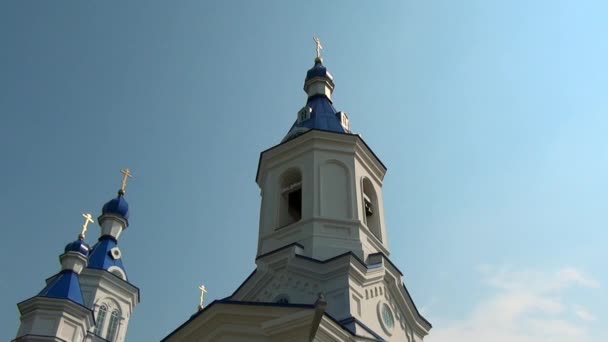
[1,1,606,341]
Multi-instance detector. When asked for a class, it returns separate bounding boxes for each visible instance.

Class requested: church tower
[164,41,431,342]
[14,171,140,342]
[256,51,389,262]
[14,221,95,341]
[79,170,139,342]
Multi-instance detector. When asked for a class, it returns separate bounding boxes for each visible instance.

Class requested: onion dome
[283,57,351,142]
[64,239,90,256]
[305,57,334,85]
[102,189,129,220]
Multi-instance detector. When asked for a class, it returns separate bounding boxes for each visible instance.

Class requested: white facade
[81,214,139,342]
[164,58,431,341]
[80,268,139,342]
[14,197,139,342]
[256,130,389,261]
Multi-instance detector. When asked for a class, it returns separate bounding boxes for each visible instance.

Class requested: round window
[380,303,394,330]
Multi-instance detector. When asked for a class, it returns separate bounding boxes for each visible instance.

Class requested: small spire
[198,284,208,311]
[119,168,133,195]
[79,213,94,240]
[313,36,323,63]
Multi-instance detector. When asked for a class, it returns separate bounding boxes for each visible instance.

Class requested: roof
[37,270,85,305]
[102,191,129,222]
[64,239,90,256]
[305,60,334,83]
[233,243,432,330]
[283,94,350,142]
[161,299,384,341]
[87,236,126,278]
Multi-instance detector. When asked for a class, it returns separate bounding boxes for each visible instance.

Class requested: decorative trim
[256,129,387,183]
[107,266,126,281]
[377,301,395,336]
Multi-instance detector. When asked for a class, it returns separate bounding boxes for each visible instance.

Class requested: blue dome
[64,239,90,256]
[102,191,129,220]
[305,60,334,82]
[283,94,351,142]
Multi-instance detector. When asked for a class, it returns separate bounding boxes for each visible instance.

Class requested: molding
[80,268,140,308]
[12,334,68,342]
[232,245,432,335]
[256,130,386,184]
[17,296,93,322]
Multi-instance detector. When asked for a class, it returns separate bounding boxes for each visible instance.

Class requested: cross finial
[79,213,94,240]
[313,36,323,61]
[198,284,208,310]
[120,168,133,193]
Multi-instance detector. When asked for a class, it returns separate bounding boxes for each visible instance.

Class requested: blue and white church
[13,176,140,342]
[13,43,430,342]
[163,48,432,341]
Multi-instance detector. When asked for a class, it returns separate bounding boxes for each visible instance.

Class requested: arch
[278,168,302,228]
[320,160,351,219]
[108,266,126,281]
[362,177,381,241]
[93,304,108,336]
[107,308,121,341]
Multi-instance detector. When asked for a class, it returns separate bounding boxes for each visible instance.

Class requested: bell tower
[243,41,432,341]
[164,40,432,342]
[80,169,139,342]
[256,50,389,262]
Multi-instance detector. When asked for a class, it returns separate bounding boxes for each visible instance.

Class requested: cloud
[425,266,599,342]
[573,305,597,322]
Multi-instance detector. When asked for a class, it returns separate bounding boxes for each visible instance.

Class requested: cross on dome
[313,36,323,62]
[198,284,208,310]
[79,213,94,240]
[120,168,133,193]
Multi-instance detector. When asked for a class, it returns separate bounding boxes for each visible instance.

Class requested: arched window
[278,169,302,228]
[362,178,381,240]
[93,304,108,336]
[108,265,127,281]
[107,309,120,341]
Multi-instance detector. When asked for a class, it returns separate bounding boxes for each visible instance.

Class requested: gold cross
[313,36,323,59]
[198,284,208,309]
[120,168,133,192]
[79,213,94,239]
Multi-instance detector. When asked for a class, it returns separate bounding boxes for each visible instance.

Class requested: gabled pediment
[228,244,431,341]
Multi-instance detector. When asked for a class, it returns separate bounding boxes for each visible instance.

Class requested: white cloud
[556,268,600,289]
[573,305,597,322]
[425,266,599,342]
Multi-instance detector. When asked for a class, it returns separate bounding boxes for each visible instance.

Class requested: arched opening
[107,309,121,341]
[93,304,108,336]
[362,178,381,241]
[278,169,302,228]
[108,266,126,281]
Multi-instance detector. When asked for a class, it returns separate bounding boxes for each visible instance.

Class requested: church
[13,41,431,341]
[13,170,139,341]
